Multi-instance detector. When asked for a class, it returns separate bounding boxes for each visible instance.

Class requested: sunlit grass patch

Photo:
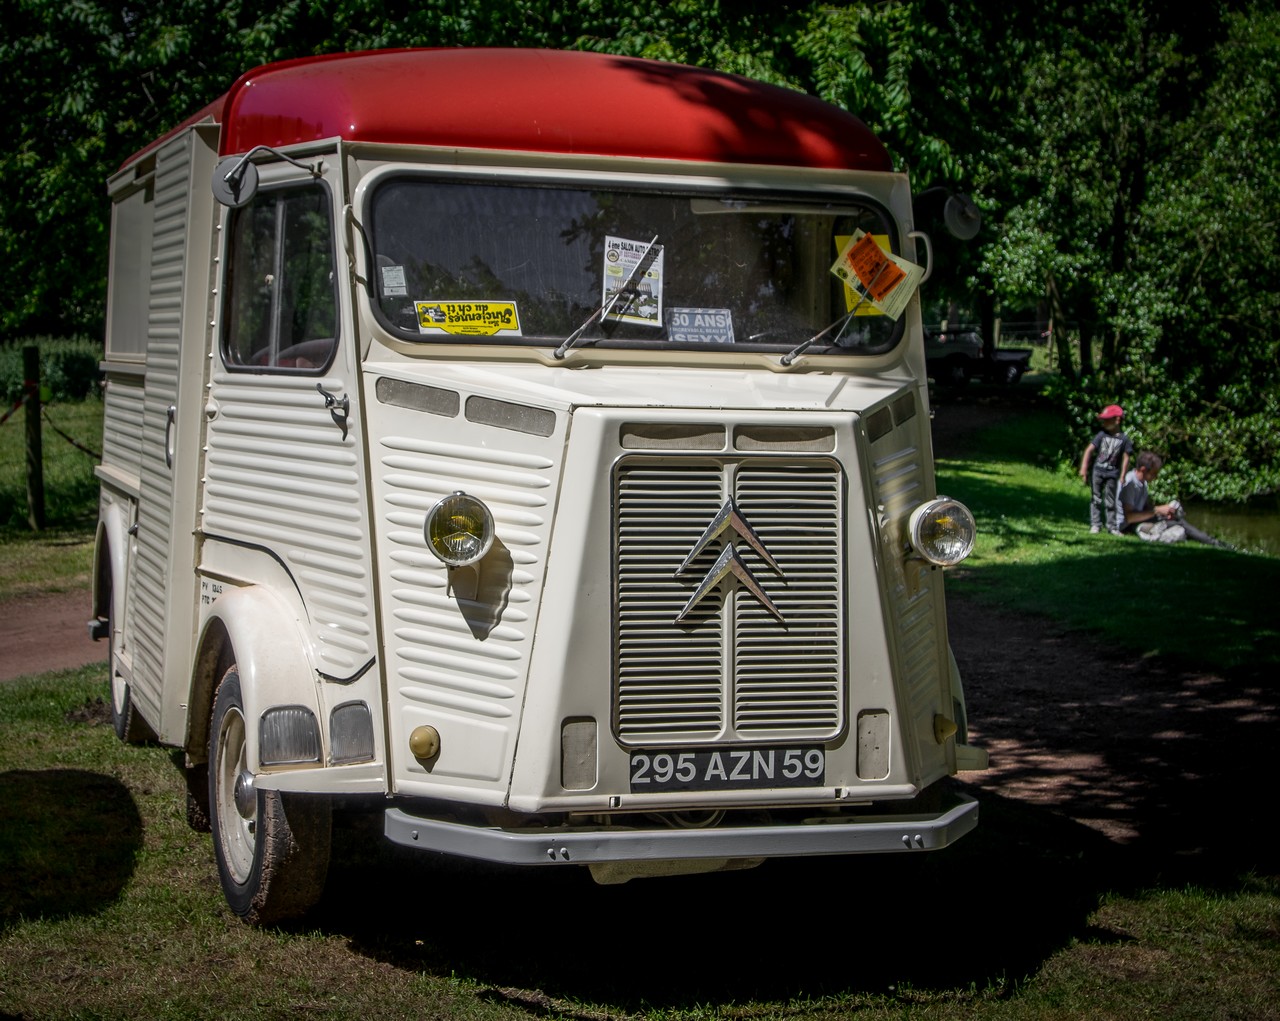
[937,415,1280,673]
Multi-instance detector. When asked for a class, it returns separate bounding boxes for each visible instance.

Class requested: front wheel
[209,666,331,925]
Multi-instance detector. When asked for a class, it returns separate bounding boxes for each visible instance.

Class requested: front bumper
[384,787,978,867]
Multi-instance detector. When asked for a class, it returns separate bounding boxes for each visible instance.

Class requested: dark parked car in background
[925,324,1032,386]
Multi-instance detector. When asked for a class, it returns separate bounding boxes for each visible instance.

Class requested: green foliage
[794,3,959,182]
[1,0,1277,499]
[956,0,1280,500]
[1115,5,1280,502]
[0,337,102,404]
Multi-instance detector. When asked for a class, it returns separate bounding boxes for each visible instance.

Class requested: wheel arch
[187,585,321,773]
[92,497,133,622]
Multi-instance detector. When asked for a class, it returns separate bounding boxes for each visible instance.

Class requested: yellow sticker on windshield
[415,300,522,337]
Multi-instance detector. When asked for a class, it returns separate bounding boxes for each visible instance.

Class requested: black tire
[997,362,1023,386]
[943,358,969,387]
[106,576,154,745]
[208,666,331,925]
[185,763,211,833]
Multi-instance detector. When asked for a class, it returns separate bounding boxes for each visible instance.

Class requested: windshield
[367,176,904,354]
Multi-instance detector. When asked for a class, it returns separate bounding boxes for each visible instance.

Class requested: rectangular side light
[856,709,891,780]
[561,717,598,791]
[330,701,375,764]
[260,706,322,766]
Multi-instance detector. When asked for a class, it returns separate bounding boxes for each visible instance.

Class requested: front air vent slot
[620,423,726,450]
[465,395,556,436]
[376,377,460,417]
[734,425,835,452]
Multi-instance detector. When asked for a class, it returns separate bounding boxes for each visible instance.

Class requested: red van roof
[127,48,892,173]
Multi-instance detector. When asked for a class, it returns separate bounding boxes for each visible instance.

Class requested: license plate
[629,746,825,792]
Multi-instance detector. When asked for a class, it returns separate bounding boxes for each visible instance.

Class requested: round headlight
[425,492,495,567]
[908,497,976,567]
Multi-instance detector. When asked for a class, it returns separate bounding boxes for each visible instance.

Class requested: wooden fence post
[23,344,45,531]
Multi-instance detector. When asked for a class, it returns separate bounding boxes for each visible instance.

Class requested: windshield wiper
[554,235,661,359]
[779,310,858,366]
[779,256,889,367]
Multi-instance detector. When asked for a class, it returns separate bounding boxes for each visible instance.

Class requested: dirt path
[0,589,106,682]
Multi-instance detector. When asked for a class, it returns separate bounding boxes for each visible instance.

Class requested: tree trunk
[1101,327,1119,371]
[1079,322,1095,377]
[1046,273,1077,381]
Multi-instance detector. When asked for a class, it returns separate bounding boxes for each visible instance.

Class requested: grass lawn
[0,398,100,597]
[937,405,1280,675]
[2,669,1278,1020]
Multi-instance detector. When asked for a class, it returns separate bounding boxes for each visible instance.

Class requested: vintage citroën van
[91,48,988,923]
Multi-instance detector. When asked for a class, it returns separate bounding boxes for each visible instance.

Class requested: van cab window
[368,177,902,355]
[222,184,338,372]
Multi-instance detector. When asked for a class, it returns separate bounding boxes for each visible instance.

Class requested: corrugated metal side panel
[375,428,554,712]
[101,375,145,478]
[869,437,946,728]
[202,373,373,675]
[123,134,192,705]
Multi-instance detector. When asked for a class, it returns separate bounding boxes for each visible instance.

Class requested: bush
[0,337,103,405]
[1044,369,1280,503]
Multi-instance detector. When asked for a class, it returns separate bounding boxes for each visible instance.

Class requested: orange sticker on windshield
[831,231,923,321]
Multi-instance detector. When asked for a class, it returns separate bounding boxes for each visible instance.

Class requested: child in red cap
[1078,404,1134,534]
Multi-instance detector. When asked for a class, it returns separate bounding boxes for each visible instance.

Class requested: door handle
[165,405,176,469]
[316,384,350,440]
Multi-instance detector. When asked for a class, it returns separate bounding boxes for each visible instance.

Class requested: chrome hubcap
[234,769,256,820]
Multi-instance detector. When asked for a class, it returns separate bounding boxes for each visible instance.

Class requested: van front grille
[613,457,844,744]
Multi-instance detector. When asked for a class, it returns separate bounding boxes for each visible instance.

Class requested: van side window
[222,184,338,372]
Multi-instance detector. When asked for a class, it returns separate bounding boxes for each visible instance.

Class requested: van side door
[201,156,378,685]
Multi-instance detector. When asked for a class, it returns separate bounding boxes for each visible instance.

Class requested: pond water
[1182,494,1280,557]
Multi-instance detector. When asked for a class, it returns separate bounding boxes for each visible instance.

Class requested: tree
[1116,4,1280,500]
[975,2,1201,380]
[2,0,1275,499]
[0,0,271,338]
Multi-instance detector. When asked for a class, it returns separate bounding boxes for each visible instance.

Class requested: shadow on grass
[949,592,1280,893]
[951,547,1280,674]
[311,790,1117,1007]
[308,579,1280,1010]
[0,768,143,932]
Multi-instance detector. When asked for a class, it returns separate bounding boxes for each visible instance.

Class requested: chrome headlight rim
[424,491,495,567]
[908,496,976,567]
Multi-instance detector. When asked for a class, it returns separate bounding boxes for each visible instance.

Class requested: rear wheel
[997,362,1024,385]
[943,358,969,387]
[209,666,330,925]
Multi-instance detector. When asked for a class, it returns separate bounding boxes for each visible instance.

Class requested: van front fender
[196,585,322,774]
[92,497,133,624]
[947,645,989,772]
